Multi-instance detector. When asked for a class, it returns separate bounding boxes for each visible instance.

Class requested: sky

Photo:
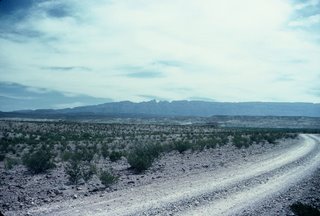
[0,0,320,109]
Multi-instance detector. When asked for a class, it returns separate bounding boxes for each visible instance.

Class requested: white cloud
[292,0,320,10]
[52,102,85,109]
[0,0,320,103]
[289,14,320,27]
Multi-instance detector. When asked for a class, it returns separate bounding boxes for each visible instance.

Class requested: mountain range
[4,100,320,118]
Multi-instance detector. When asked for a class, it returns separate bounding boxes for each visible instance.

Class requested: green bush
[101,144,109,158]
[290,202,320,216]
[173,141,192,153]
[65,160,97,184]
[0,154,5,162]
[232,135,250,149]
[193,138,218,151]
[82,163,97,182]
[99,170,118,187]
[4,157,19,170]
[127,144,162,173]
[65,159,82,185]
[72,146,96,162]
[109,150,124,162]
[22,146,55,174]
[61,151,73,161]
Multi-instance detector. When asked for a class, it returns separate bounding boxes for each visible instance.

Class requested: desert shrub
[0,138,10,154]
[101,144,109,158]
[109,150,124,162]
[0,154,5,162]
[4,157,19,170]
[290,202,320,216]
[232,135,251,149]
[64,146,98,184]
[81,132,91,140]
[145,143,163,158]
[65,158,97,184]
[193,140,207,151]
[99,170,118,187]
[173,141,192,153]
[205,138,218,149]
[219,134,229,145]
[194,138,218,150]
[68,145,97,162]
[265,135,277,144]
[61,151,73,161]
[22,145,55,174]
[82,163,97,182]
[65,159,82,184]
[127,143,162,173]
[250,133,262,143]
[77,146,96,162]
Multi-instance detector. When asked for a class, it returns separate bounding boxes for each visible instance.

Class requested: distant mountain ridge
[12,100,320,117]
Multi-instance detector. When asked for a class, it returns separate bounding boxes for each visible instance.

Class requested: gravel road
[26,134,320,216]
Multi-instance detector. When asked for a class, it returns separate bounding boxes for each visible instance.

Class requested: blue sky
[0,0,320,107]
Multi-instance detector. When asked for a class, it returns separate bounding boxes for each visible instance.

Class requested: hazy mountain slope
[14,100,320,117]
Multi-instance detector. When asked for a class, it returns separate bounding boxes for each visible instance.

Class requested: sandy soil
[11,134,319,216]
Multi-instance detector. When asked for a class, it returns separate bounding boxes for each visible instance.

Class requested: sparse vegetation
[127,143,165,172]
[65,161,97,185]
[0,120,316,177]
[0,119,319,214]
[127,144,161,172]
[109,150,124,162]
[101,143,109,158]
[65,159,82,184]
[22,145,55,174]
[0,154,5,161]
[173,141,193,153]
[99,170,118,187]
[232,135,250,148]
[4,157,19,170]
[65,152,97,184]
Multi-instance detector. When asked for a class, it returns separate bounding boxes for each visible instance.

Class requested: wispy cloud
[289,14,320,27]
[0,82,111,111]
[153,60,184,68]
[0,0,319,103]
[126,71,164,78]
[187,97,216,102]
[41,66,91,71]
[138,94,168,101]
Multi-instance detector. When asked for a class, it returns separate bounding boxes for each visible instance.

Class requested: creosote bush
[72,145,96,162]
[101,144,109,158]
[232,135,250,149]
[109,150,124,162]
[83,163,97,182]
[65,159,82,185]
[65,154,97,185]
[22,145,55,174]
[0,154,5,162]
[99,170,118,187]
[172,141,193,153]
[4,157,19,170]
[127,143,163,173]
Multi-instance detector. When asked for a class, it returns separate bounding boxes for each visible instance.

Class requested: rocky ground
[243,167,320,216]
[0,120,319,215]
[2,136,319,215]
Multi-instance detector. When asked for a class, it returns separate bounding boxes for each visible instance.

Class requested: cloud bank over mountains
[0,82,110,111]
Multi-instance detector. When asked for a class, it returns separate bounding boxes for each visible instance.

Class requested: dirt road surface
[26,134,320,216]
